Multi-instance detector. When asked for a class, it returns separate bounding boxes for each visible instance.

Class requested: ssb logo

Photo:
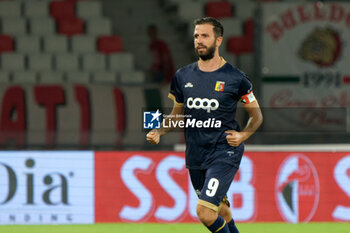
[143,109,162,129]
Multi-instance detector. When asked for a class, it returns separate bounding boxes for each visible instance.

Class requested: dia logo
[0,152,94,224]
[275,155,320,223]
[0,158,72,205]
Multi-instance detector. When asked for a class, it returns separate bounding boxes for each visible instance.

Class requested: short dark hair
[193,17,224,38]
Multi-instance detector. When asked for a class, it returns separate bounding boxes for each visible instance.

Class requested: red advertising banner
[95,151,350,223]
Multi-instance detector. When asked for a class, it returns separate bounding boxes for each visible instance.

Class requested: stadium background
[0,0,349,232]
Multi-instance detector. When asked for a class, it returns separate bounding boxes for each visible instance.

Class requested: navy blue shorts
[189,161,239,211]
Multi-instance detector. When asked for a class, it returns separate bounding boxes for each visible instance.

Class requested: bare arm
[225,100,263,147]
[146,103,184,144]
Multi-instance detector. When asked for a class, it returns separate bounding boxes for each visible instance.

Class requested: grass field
[0,222,349,233]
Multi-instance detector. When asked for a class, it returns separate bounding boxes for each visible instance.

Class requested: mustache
[196,44,207,49]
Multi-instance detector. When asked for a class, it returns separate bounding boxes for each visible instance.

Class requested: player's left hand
[225,130,245,147]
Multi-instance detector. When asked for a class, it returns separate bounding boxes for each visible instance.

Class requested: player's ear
[216,36,223,47]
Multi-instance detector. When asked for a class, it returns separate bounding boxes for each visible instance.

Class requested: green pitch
[0,222,349,233]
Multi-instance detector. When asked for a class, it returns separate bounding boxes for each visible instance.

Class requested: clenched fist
[225,130,246,147]
[146,129,160,144]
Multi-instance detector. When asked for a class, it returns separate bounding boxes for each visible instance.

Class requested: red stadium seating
[205,1,233,19]
[227,36,253,55]
[97,36,123,54]
[227,18,254,56]
[50,0,76,20]
[57,18,84,36]
[244,19,254,36]
[0,35,14,53]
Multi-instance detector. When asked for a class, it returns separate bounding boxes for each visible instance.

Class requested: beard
[195,42,216,61]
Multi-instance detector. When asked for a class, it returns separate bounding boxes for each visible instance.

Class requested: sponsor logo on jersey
[215,81,225,92]
[275,154,320,223]
[186,97,219,113]
[143,109,161,129]
[227,151,235,156]
[185,82,194,88]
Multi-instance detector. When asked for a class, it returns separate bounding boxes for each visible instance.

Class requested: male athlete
[146,17,263,233]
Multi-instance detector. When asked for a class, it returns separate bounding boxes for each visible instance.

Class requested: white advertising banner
[0,151,94,224]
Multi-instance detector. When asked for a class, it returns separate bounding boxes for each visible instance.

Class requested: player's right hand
[146,129,160,144]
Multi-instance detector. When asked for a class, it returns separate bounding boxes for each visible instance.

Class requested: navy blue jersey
[169,60,253,169]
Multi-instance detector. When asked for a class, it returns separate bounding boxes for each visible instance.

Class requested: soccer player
[146,17,263,233]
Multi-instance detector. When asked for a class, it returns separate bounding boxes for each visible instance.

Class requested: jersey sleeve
[168,72,184,104]
[238,75,256,104]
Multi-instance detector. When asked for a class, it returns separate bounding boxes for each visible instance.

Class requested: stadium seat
[0,53,25,71]
[258,0,279,2]
[227,36,253,56]
[12,71,37,84]
[0,1,21,18]
[97,35,123,54]
[50,0,76,20]
[220,18,243,37]
[167,0,188,5]
[119,71,145,85]
[71,35,96,53]
[86,18,112,36]
[76,1,102,19]
[38,71,64,83]
[29,18,55,36]
[15,35,41,53]
[43,35,68,53]
[244,19,254,36]
[57,18,84,36]
[82,54,106,72]
[194,0,211,2]
[92,71,116,84]
[0,71,10,83]
[55,53,79,72]
[108,53,134,72]
[240,54,254,77]
[234,2,256,21]
[66,71,91,84]
[0,35,14,53]
[1,18,26,36]
[226,0,255,3]
[178,1,204,22]
[205,1,233,19]
[24,1,49,18]
[28,54,53,72]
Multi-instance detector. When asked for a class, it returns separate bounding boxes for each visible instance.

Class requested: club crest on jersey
[215,81,225,92]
